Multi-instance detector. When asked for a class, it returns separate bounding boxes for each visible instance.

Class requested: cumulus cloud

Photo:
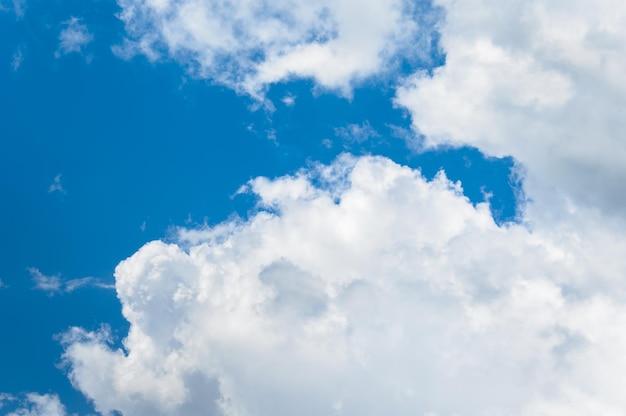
[61,155,626,416]
[394,0,626,220]
[56,17,93,57]
[112,0,440,97]
[29,268,113,296]
[5,393,67,416]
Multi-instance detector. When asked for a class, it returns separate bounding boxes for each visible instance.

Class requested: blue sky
[2,0,626,415]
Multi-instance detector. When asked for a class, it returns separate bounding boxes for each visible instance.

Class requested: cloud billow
[62,155,626,415]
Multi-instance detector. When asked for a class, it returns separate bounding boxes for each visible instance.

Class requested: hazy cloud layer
[63,155,626,416]
[113,0,439,96]
[0,0,24,17]
[395,0,626,219]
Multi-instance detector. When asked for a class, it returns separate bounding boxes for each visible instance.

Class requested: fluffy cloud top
[394,0,626,219]
[63,155,626,416]
[113,0,439,96]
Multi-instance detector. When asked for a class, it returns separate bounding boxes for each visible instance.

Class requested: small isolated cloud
[28,268,113,296]
[5,393,67,416]
[281,94,296,107]
[48,174,64,194]
[0,278,6,289]
[334,121,379,144]
[11,45,23,71]
[56,17,93,57]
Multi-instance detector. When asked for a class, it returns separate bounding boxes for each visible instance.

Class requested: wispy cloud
[29,268,62,295]
[48,174,65,194]
[0,393,15,409]
[281,94,296,107]
[11,45,23,71]
[28,268,113,296]
[334,121,380,144]
[56,17,93,57]
[4,393,67,416]
[0,0,24,18]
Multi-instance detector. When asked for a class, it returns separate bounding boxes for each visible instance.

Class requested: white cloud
[62,155,626,416]
[394,0,626,220]
[5,393,67,416]
[113,0,440,97]
[56,17,93,57]
[29,268,113,296]
[48,174,65,194]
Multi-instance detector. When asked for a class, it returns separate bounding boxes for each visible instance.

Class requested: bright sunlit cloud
[62,155,626,416]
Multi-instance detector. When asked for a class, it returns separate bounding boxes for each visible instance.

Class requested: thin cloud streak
[28,268,114,296]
